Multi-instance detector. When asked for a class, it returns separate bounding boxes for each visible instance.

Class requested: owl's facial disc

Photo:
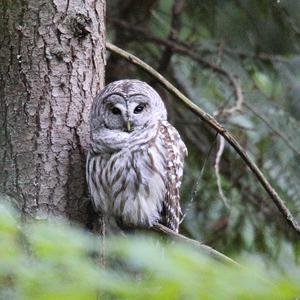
[104,94,151,132]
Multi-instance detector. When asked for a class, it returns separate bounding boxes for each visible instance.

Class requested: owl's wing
[158,121,187,232]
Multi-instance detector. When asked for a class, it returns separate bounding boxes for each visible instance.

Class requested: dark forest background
[106,0,300,261]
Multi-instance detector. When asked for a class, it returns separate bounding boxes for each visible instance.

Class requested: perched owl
[86,80,187,232]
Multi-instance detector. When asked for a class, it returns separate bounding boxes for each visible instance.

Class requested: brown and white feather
[86,80,187,233]
[158,121,187,231]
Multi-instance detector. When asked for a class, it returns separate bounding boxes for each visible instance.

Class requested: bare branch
[214,77,243,117]
[111,19,244,108]
[153,223,241,266]
[214,136,229,208]
[106,42,300,237]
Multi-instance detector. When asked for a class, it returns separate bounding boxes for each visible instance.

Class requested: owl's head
[90,80,167,132]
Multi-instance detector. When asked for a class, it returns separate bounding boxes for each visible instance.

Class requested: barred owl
[86,79,187,232]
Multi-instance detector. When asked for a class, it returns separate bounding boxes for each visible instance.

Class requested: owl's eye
[134,104,145,114]
[111,107,121,115]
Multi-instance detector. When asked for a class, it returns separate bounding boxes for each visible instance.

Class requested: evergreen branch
[106,42,300,237]
[245,103,300,158]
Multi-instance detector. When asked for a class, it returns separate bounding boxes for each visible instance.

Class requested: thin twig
[140,8,289,63]
[153,223,241,266]
[181,133,218,223]
[111,19,244,108]
[214,135,229,208]
[106,42,300,237]
[217,77,243,117]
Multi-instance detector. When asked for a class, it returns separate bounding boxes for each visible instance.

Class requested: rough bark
[0,0,106,225]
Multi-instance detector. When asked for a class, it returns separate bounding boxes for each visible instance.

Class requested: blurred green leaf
[0,200,299,299]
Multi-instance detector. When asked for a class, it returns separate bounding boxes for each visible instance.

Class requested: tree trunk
[0,0,106,226]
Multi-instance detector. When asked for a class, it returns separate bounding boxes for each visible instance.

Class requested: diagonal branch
[153,223,241,266]
[106,42,300,237]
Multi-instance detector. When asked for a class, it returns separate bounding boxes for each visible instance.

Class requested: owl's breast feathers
[87,121,187,232]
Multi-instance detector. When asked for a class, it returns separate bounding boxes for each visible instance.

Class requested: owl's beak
[126,121,132,132]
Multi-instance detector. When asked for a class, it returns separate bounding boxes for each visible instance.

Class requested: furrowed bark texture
[0,0,105,224]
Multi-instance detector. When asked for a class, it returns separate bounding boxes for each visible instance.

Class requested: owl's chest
[101,144,167,225]
[103,145,163,194]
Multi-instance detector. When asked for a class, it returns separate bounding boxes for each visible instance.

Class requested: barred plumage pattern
[86,80,187,232]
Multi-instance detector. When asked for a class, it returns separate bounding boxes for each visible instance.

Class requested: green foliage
[1,202,300,299]
[0,203,101,300]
